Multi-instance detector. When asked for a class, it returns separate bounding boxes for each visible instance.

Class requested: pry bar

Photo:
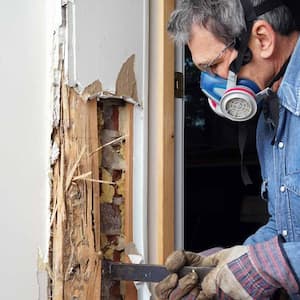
[102,260,213,283]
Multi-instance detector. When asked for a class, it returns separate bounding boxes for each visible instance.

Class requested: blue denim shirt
[244,36,300,294]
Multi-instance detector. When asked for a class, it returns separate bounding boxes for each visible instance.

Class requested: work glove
[154,247,222,300]
[155,236,299,300]
[198,236,299,299]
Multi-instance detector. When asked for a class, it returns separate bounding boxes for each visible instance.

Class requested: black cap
[283,0,300,30]
[254,0,300,30]
[282,0,300,13]
[282,0,300,29]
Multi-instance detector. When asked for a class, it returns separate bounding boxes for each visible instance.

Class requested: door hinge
[174,72,184,98]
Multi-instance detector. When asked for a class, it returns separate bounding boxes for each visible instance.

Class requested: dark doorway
[184,46,268,251]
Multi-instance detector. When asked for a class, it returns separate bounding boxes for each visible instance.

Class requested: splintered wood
[50,54,137,299]
[50,83,101,300]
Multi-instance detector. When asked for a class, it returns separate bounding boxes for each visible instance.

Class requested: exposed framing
[50,83,137,299]
[50,83,101,299]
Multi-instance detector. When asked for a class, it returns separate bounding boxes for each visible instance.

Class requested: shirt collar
[278,36,300,116]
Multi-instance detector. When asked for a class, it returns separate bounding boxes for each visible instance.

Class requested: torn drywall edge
[75,55,143,108]
[75,54,142,108]
[116,55,138,100]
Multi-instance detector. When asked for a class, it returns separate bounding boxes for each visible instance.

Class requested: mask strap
[267,56,291,88]
[229,0,256,75]
[254,0,283,16]
[263,56,291,144]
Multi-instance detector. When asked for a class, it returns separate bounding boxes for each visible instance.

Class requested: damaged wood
[50,54,138,299]
[50,81,102,300]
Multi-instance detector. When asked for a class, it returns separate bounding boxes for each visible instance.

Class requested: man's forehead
[188,23,224,53]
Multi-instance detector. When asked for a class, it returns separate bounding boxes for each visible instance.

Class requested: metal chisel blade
[102,260,213,283]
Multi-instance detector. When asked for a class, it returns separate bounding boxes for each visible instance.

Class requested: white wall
[75,0,147,99]
[0,1,56,299]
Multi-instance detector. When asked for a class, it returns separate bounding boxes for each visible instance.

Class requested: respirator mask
[201,72,261,122]
[199,0,285,122]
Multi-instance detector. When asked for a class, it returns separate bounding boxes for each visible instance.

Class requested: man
[155,0,300,299]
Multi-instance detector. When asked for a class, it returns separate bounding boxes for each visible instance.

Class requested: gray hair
[167,0,296,44]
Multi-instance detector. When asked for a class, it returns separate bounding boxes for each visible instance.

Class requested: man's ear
[251,20,275,59]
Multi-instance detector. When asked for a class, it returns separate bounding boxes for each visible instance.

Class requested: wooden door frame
[160,0,175,262]
[149,0,175,263]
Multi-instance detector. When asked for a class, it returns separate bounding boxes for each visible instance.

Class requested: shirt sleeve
[226,236,300,298]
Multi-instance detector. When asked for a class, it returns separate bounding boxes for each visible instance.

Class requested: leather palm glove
[154,248,221,300]
[195,236,299,300]
[155,237,299,300]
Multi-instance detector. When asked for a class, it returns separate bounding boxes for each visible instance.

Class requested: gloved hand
[155,236,299,300]
[154,248,222,300]
[196,236,299,299]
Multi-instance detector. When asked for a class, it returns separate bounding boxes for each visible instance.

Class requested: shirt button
[278,142,284,149]
[280,185,286,192]
[282,230,288,237]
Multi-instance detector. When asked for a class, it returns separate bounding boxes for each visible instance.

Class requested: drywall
[0,0,57,299]
[75,0,146,99]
